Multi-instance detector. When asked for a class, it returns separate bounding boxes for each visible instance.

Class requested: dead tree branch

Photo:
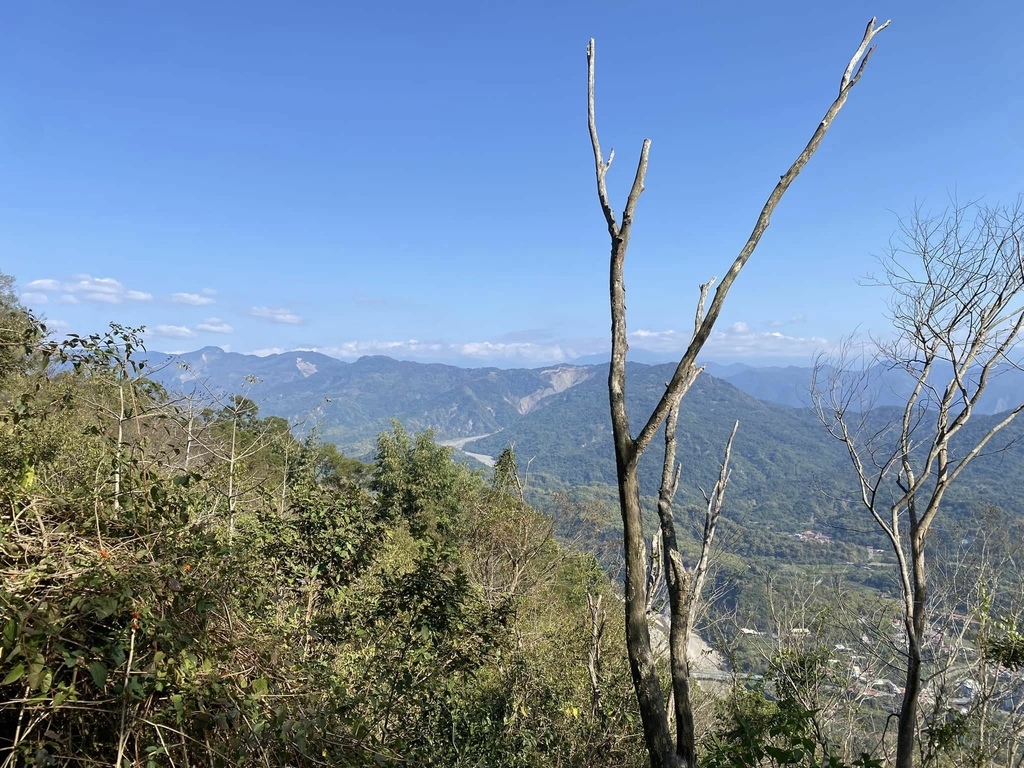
[590,19,889,768]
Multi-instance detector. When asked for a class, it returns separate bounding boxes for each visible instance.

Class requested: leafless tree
[812,199,1024,768]
[587,18,889,768]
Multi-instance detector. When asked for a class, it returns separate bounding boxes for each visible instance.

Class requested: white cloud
[86,292,120,304]
[630,324,830,361]
[321,340,441,357]
[152,324,197,339]
[20,292,48,304]
[201,288,217,296]
[250,306,302,324]
[172,292,215,306]
[238,324,830,368]
[67,276,121,296]
[631,329,679,344]
[196,317,234,334]
[308,339,577,364]
[26,275,151,304]
[455,341,573,362]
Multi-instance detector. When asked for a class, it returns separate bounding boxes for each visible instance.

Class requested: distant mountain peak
[191,345,226,361]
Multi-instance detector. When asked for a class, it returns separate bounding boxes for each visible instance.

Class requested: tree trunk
[660,488,696,766]
[616,453,677,767]
[657,407,696,766]
[670,632,696,767]
[897,530,929,768]
[896,630,921,768]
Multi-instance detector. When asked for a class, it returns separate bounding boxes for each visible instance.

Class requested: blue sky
[3,1,1022,367]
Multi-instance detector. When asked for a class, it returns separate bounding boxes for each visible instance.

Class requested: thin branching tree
[811,199,1024,768]
[587,19,889,767]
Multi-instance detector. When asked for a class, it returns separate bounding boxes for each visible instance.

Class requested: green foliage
[0,273,44,384]
[296,430,372,487]
[980,624,1024,669]
[704,685,883,768]
[976,590,1024,670]
[28,275,1024,766]
[373,422,465,539]
[0,303,645,767]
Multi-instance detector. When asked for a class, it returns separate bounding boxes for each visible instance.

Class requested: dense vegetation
[0,282,648,766]
[4,275,1024,767]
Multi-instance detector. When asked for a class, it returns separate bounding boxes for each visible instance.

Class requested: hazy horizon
[147,342,821,370]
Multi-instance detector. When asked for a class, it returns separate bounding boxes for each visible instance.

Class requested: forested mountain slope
[150,347,595,452]
[470,364,854,534]
[149,350,1024,538]
[472,363,1024,532]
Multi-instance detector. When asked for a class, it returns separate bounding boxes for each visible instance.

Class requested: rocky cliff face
[510,365,594,415]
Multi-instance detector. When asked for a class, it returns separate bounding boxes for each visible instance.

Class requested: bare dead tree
[811,199,1024,768]
[658,415,736,768]
[587,18,889,768]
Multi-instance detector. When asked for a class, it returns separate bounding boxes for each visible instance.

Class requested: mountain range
[146,347,1024,537]
[149,346,596,452]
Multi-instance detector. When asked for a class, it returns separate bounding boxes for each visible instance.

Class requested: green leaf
[2,663,25,686]
[765,745,791,763]
[88,662,108,688]
[26,662,45,691]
